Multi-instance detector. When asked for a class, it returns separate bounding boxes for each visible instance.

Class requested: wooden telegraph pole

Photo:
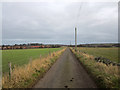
[75,27,77,51]
[70,40,71,47]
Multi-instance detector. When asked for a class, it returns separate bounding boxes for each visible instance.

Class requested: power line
[75,2,83,27]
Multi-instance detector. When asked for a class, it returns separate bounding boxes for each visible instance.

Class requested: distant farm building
[1,43,61,50]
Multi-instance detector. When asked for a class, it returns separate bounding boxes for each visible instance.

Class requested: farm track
[34,48,97,88]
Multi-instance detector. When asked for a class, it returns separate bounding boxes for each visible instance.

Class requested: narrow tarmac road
[34,48,97,88]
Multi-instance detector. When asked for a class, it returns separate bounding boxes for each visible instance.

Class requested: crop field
[78,47,119,63]
[2,48,62,73]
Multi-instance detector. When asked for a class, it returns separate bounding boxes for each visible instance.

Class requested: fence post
[40,54,42,59]
[8,62,12,80]
[49,51,51,56]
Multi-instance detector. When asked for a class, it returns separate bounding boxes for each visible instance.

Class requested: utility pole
[75,27,77,51]
[70,40,71,47]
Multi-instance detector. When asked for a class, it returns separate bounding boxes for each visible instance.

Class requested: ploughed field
[78,47,119,63]
[2,48,61,73]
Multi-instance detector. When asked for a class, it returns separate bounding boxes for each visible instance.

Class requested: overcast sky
[2,2,118,45]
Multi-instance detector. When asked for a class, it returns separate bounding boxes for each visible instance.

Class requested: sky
[2,2,118,45]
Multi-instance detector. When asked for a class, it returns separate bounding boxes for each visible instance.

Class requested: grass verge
[2,48,66,88]
[70,48,120,88]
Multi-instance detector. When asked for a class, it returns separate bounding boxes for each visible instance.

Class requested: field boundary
[2,48,62,73]
[2,48,66,88]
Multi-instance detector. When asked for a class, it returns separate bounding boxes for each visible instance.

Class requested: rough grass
[71,48,120,88]
[2,48,66,88]
[2,48,62,73]
[77,47,119,63]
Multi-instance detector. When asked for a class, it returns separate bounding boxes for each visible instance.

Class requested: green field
[78,47,119,63]
[2,48,61,73]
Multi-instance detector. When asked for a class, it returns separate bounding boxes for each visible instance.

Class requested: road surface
[34,48,97,88]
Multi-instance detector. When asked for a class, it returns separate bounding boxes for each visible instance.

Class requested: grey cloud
[2,2,118,44]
